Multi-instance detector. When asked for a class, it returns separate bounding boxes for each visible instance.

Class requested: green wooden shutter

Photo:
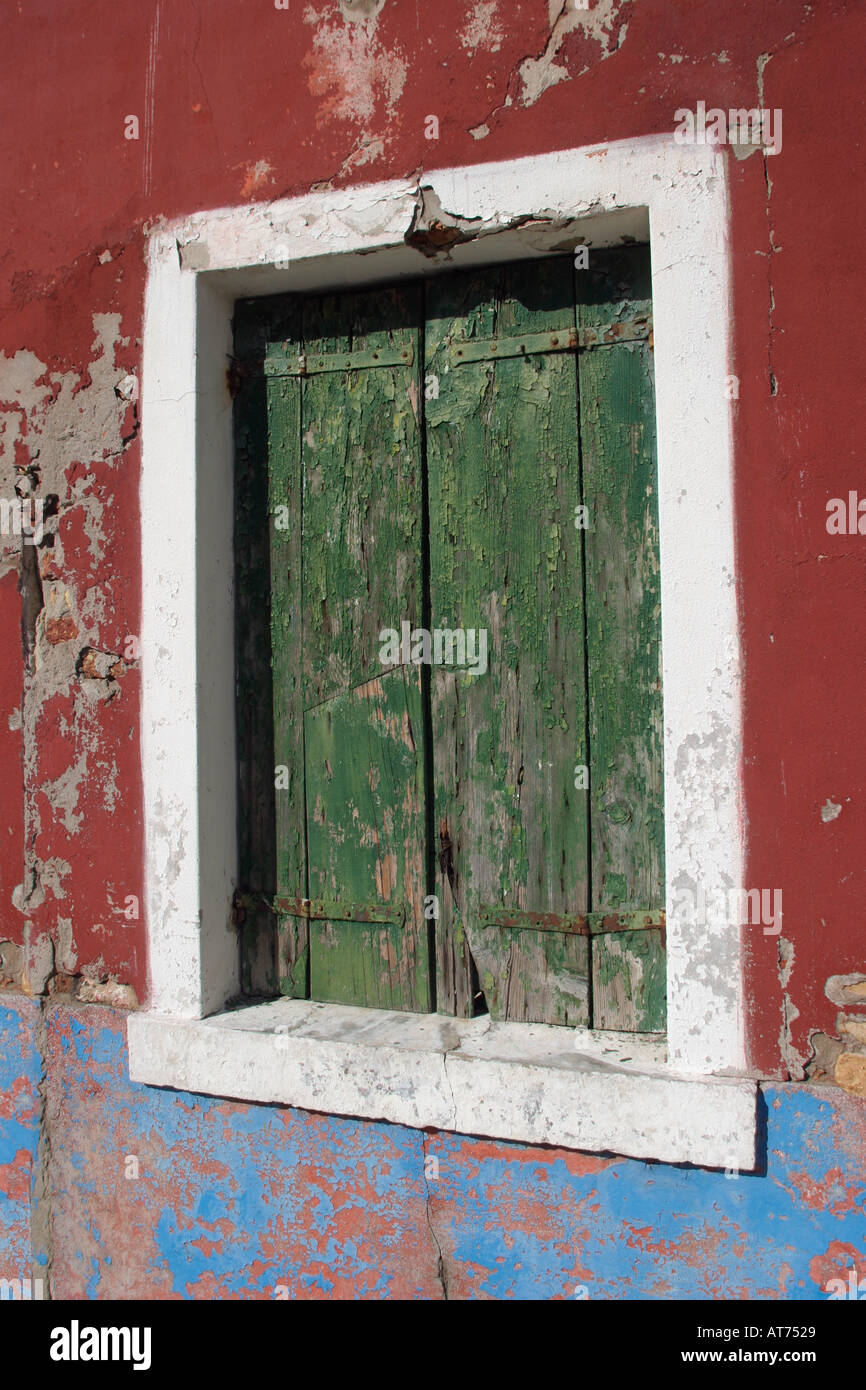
[266,287,432,1012]
[235,248,664,1033]
[425,248,664,1031]
[579,249,665,1032]
[233,297,300,998]
[425,258,591,1025]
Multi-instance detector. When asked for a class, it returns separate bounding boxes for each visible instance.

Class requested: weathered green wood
[592,925,666,1032]
[235,252,666,1033]
[305,669,431,1010]
[233,366,278,995]
[300,287,424,709]
[578,246,665,1031]
[426,258,591,1025]
[276,898,405,924]
[299,286,430,1010]
[265,306,309,998]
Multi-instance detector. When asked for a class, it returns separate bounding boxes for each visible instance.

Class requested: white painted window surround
[128,136,757,1170]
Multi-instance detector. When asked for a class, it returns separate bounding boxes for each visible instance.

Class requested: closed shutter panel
[235,248,664,1033]
[269,287,431,1011]
[579,248,665,1031]
[425,258,591,1025]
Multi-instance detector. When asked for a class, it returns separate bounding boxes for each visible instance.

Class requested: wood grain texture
[305,668,431,1010]
[578,247,666,1031]
[592,926,666,1032]
[299,287,429,1010]
[266,339,309,998]
[426,259,590,1024]
[578,248,664,915]
[233,368,278,996]
[236,252,666,1032]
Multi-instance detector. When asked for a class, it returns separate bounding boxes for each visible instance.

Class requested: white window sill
[127,1000,756,1170]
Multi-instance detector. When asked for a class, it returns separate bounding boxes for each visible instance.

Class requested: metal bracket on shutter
[232,890,404,926]
[449,315,652,366]
[478,905,665,937]
[264,344,415,377]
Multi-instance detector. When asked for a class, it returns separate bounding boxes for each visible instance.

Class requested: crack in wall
[757,51,780,398]
[404,184,588,261]
[468,0,631,139]
[420,1133,449,1301]
[30,1001,54,1299]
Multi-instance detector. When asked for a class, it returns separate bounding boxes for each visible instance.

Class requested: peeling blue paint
[0,997,42,1280]
[2,1002,865,1299]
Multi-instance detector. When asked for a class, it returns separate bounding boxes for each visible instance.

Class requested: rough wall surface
[1,1005,865,1298]
[1,0,865,1296]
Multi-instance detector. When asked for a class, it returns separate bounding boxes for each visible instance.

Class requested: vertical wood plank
[233,366,278,995]
[579,247,664,915]
[578,247,666,1031]
[305,668,430,1010]
[266,305,309,997]
[426,259,591,1024]
[591,926,666,1031]
[300,286,430,1010]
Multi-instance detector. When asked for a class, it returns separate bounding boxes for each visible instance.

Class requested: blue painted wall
[1,1000,865,1299]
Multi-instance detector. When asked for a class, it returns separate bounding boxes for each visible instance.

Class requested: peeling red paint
[0,1149,31,1202]
[808,1241,866,1294]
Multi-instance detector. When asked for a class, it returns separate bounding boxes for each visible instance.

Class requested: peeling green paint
[235,251,665,1032]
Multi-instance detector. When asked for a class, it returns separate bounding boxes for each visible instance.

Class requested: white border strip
[137,136,745,1159]
[128,1001,756,1169]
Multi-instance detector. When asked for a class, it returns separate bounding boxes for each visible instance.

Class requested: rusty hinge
[232,890,404,926]
[478,905,665,937]
[264,343,415,377]
[449,315,652,366]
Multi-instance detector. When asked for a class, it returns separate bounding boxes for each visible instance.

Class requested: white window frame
[127,136,757,1170]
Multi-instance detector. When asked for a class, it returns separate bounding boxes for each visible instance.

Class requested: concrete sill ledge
[127,999,757,1170]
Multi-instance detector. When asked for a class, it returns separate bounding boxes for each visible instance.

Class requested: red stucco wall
[2,0,865,1081]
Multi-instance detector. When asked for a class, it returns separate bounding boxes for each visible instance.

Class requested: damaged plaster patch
[55,916,77,975]
[303,1,406,125]
[466,0,632,139]
[77,976,139,1009]
[0,315,135,985]
[42,752,88,836]
[821,797,842,822]
[519,0,631,107]
[77,647,126,703]
[310,134,386,192]
[825,973,866,1009]
[13,856,71,919]
[241,160,275,198]
[460,1,503,55]
[0,939,24,989]
[778,936,806,1080]
[805,1029,843,1085]
[338,0,386,19]
[405,187,485,257]
[404,185,581,260]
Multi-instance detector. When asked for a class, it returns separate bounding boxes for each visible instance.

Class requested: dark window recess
[232,247,665,1033]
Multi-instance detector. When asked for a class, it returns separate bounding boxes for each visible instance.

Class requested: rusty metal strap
[478,905,665,937]
[233,891,404,926]
[449,315,652,366]
[264,344,415,377]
